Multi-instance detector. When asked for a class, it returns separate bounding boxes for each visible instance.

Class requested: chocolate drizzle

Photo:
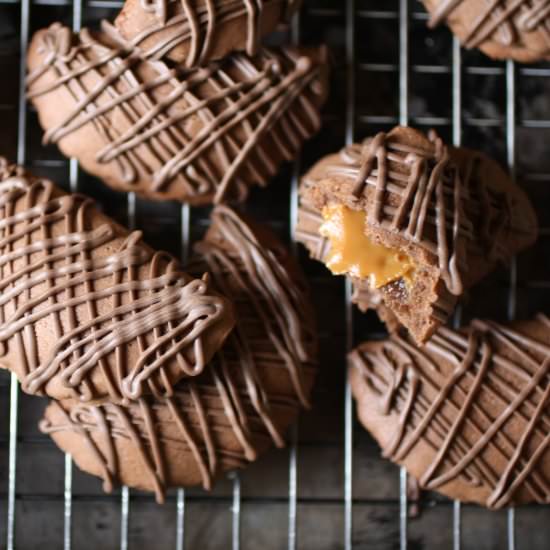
[298,128,533,298]
[41,206,317,501]
[0,158,233,402]
[426,0,550,50]
[27,23,326,205]
[118,0,298,66]
[349,316,550,508]
[345,131,493,296]
[192,206,315,409]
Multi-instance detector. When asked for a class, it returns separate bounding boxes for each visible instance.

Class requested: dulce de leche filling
[319,204,414,288]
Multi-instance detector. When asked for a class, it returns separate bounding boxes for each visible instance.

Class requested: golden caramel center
[319,204,414,288]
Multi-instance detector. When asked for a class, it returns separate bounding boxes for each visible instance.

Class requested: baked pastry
[349,315,550,508]
[422,0,550,63]
[296,127,537,343]
[0,158,234,402]
[113,0,302,65]
[40,206,317,501]
[26,23,328,206]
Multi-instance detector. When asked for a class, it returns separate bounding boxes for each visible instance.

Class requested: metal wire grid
[1,0,550,548]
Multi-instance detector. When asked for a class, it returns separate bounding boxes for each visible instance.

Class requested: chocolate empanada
[41,206,317,501]
[0,158,234,402]
[349,315,550,508]
[296,126,537,343]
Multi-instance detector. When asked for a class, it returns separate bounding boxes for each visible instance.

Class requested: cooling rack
[1,0,550,548]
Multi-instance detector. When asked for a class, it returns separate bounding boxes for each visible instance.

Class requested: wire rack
[1,0,550,548]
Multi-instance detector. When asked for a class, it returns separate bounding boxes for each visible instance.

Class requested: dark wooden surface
[1,0,550,548]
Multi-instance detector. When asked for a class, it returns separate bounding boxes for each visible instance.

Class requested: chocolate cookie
[113,0,302,65]
[296,126,537,343]
[349,315,550,508]
[0,158,234,402]
[26,23,328,206]
[422,0,550,63]
[40,206,317,501]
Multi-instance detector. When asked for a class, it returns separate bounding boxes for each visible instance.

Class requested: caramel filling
[319,204,414,288]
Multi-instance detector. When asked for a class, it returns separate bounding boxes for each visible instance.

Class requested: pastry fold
[41,206,317,501]
[296,126,537,343]
[0,158,234,402]
[27,23,328,205]
[114,0,302,65]
[349,316,550,508]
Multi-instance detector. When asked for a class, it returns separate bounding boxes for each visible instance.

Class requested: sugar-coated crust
[349,315,550,508]
[422,0,550,63]
[41,206,318,502]
[0,157,235,402]
[26,23,329,206]
[114,0,302,65]
[295,126,538,343]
